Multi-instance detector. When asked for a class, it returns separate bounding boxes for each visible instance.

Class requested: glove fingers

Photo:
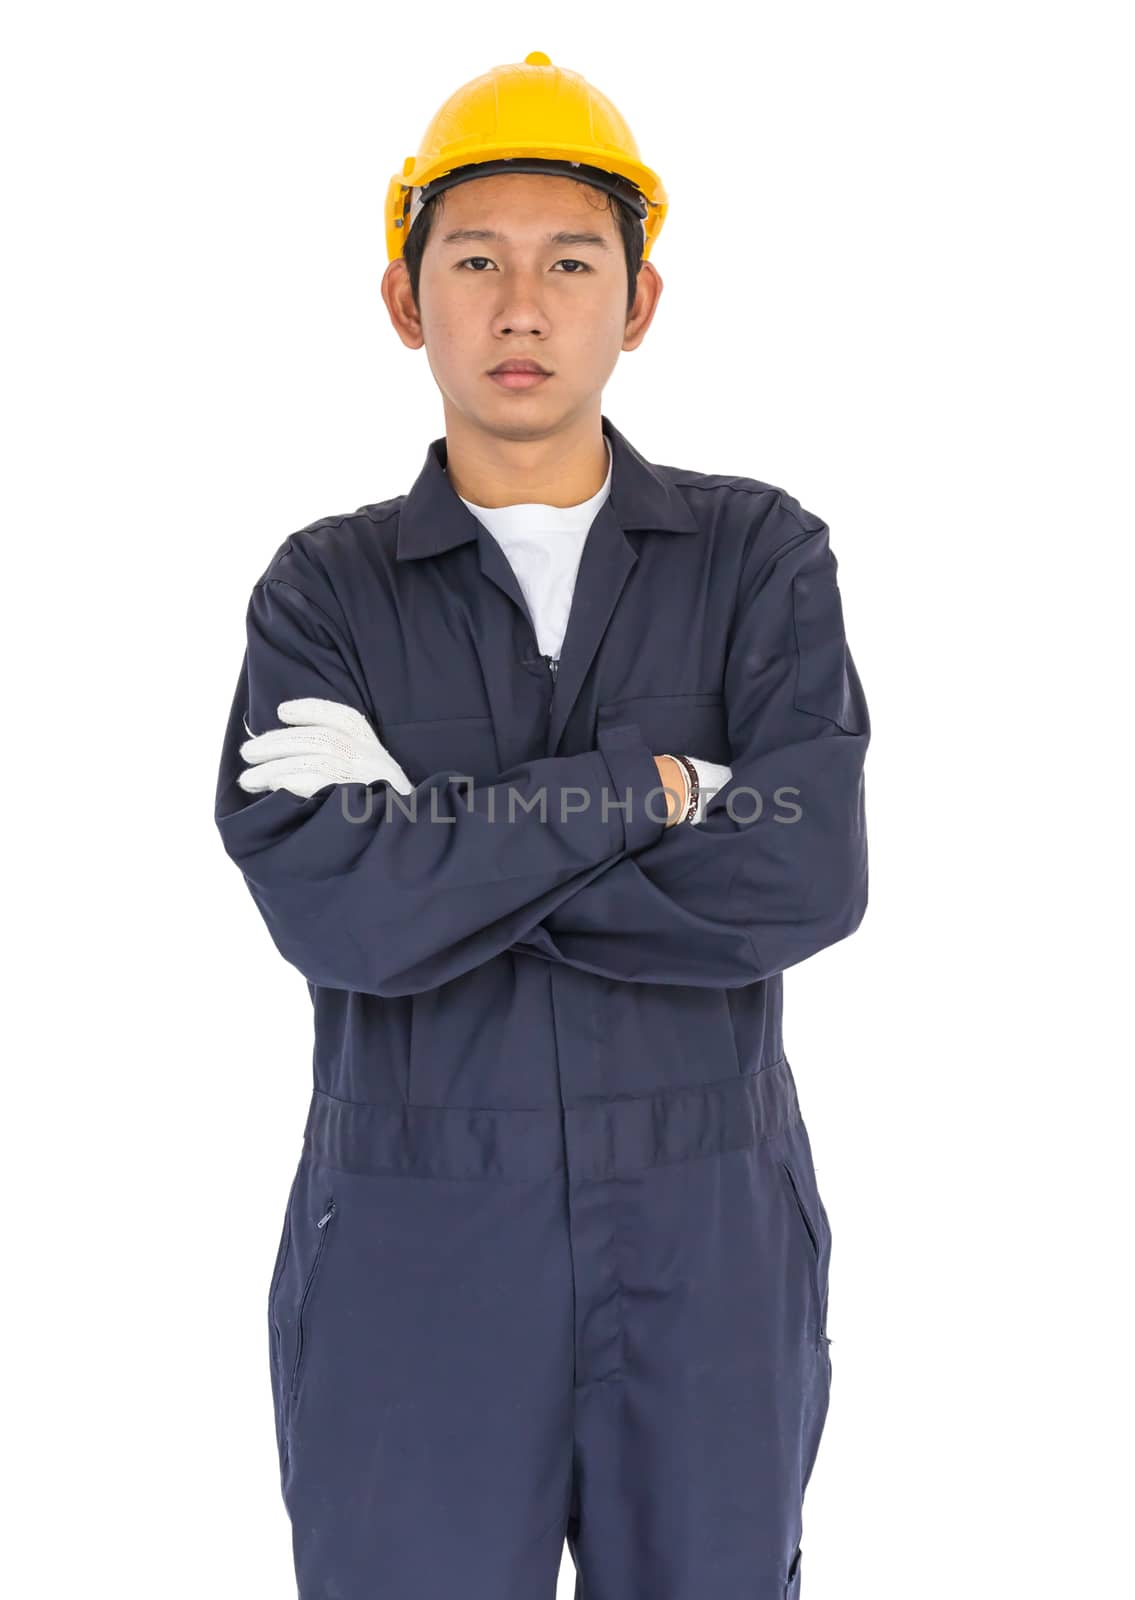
[368,761,415,796]
[240,726,353,764]
[237,755,342,796]
[381,764,415,796]
[237,752,414,798]
[276,698,377,742]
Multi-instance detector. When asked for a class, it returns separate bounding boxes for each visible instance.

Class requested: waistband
[302,1057,801,1183]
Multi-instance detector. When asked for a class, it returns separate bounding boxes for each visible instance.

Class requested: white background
[4,3,1131,1596]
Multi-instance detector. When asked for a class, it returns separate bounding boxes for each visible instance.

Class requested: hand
[653,755,688,828]
[652,753,735,827]
[238,698,415,799]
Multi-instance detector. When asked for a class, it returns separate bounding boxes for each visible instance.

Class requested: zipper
[542,653,557,720]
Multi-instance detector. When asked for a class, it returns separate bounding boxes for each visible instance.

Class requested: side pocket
[288,1194,337,1407]
[267,1172,299,1373]
[779,1160,829,1350]
[267,1167,301,1483]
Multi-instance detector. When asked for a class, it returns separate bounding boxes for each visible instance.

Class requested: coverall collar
[396,413,701,758]
[396,413,700,562]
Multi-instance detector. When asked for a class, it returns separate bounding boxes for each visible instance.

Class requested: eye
[454,258,593,274]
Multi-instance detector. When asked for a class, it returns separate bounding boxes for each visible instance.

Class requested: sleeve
[214,562,667,997]
[505,504,870,987]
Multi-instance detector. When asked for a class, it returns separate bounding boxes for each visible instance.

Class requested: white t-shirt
[452,437,732,823]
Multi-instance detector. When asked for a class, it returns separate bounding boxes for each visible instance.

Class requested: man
[215,50,870,1600]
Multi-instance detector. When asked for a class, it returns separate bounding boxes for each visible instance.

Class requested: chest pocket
[379,715,500,786]
[596,692,731,765]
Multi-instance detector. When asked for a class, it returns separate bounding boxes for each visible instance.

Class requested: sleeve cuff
[595,720,668,853]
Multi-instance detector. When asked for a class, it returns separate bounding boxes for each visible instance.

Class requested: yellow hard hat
[385,50,668,263]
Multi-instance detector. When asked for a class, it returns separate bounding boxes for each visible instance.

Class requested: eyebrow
[438,227,612,251]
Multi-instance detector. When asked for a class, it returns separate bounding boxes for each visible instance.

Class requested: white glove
[238,698,414,798]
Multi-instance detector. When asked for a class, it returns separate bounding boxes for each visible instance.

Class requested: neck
[441,405,608,508]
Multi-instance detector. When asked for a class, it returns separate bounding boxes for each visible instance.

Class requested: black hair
[399,179,646,318]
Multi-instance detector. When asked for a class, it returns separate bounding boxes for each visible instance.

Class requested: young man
[215,50,870,1600]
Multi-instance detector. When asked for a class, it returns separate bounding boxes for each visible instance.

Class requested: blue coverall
[214,412,870,1600]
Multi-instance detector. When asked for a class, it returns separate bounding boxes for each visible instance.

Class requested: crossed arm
[215,511,869,995]
[235,696,721,831]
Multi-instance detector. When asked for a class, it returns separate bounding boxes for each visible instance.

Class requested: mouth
[487,365,553,391]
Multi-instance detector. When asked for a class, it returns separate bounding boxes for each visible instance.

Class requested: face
[382,172,662,439]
